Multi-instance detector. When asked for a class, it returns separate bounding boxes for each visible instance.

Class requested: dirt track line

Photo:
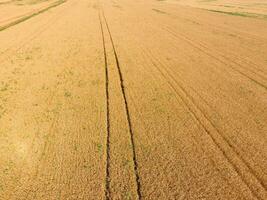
[163,27,267,90]
[0,0,67,32]
[143,49,267,198]
[0,10,37,24]
[153,6,267,42]
[98,12,111,200]
[165,26,267,79]
[101,10,142,200]
[0,0,74,64]
[124,27,265,193]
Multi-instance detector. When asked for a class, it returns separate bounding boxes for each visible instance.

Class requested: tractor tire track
[100,9,142,200]
[97,10,266,196]
[0,10,39,24]
[188,84,267,139]
[141,47,267,199]
[0,0,67,32]
[162,26,267,90]
[98,11,111,200]
[0,0,74,64]
[106,27,262,198]
[114,22,267,196]
[164,25,267,79]
[159,8,267,42]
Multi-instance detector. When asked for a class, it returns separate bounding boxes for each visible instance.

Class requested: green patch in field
[206,9,267,20]
[152,8,167,14]
[28,0,50,5]
[68,70,74,76]
[218,5,234,8]
[123,191,132,200]
[25,55,32,60]
[122,159,130,167]
[93,142,103,154]
[0,108,4,119]
[96,143,102,153]
[3,168,9,174]
[199,0,217,2]
[83,164,92,169]
[64,91,71,97]
[0,83,9,92]
[91,79,101,86]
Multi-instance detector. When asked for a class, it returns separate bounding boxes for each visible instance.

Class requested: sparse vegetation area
[0,0,266,199]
